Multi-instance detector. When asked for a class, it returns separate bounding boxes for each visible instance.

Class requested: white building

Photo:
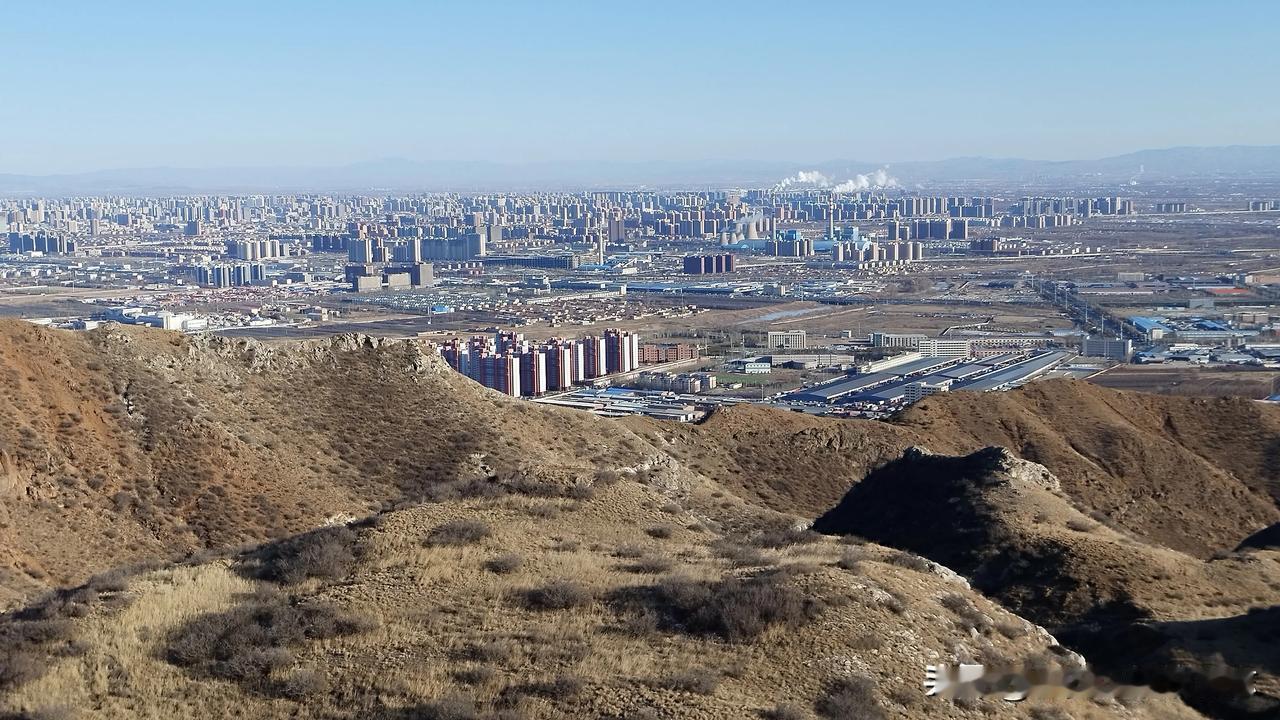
[766,329,807,350]
[904,380,951,404]
[726,358,771,374]
[870,332,927,349]
[918,338,973,357]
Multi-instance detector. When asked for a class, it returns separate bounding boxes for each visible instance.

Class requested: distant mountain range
[2,145,1278,195]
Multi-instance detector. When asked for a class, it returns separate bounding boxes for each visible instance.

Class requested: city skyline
[2,0,1277,175]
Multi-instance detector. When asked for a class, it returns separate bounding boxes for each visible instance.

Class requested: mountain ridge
[3,145,1279,194]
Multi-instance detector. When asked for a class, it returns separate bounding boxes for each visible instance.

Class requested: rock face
[814,445,1280,720]
[890,379,1280,559]
[0,448,24,497]
[1237,522,1280,552]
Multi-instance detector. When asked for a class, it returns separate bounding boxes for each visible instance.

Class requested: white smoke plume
[774,167,898,192]
[830,168,899,193]
[774,170,832,189]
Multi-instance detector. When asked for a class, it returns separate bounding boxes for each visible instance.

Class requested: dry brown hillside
[3,321,1276,605]
[813,446,1280,719]
[890,381,1280,558]
[1,321,1277,719]
[2,461,1209,720]
[0,320,670,607]
[623,405,921,517]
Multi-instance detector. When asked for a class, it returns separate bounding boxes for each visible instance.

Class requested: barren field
[1088,363,1280,398]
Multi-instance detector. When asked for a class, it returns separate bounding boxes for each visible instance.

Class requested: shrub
[887,686,919,708]
[0,616,83,692]
[245,525,361,584]
[995,619,1028,639]
[637,573,821,642]
[613,543,647,559]
[484,553,523,575]
[87,570,130,593]
[645,524,675,540]
[711,539,771,568]
[521,581,593,611]
[278,667,329,699]
[880,590,907,615]
[835,550,865,572]
[166,589,373,697]
[525,503,561,519]
[815,674,885,720]
[883,551,932,573]
[426,519,492,547]
[0,650,46,691]
[665,667,720,695]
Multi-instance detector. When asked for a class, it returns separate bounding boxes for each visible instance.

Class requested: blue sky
[2,0,1276,173]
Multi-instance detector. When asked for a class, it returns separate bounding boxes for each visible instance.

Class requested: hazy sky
[3,0,1277,174]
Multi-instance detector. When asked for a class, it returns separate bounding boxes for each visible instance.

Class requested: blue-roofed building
[1129,316,1171,341]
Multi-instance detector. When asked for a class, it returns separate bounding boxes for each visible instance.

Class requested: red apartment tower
[518,350,548,396]
[583,336,606,378]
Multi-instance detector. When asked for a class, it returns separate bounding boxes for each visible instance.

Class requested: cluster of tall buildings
[343,232,436,292]
[1013,196,1135,216]
[739,193,1000,223]
[969,238,1098,256]
[832,240,925,265]
[886,218,968,242]
[194,263,266,288]
[767,232,815,257]
[682,254,735,274]
[226,238,294,260]
[7,231,75,255]
[437,328,642,396]
[996,214,1079,229]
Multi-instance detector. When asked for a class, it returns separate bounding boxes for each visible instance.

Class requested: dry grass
[425,519,492,547]
[519,580,594,611]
